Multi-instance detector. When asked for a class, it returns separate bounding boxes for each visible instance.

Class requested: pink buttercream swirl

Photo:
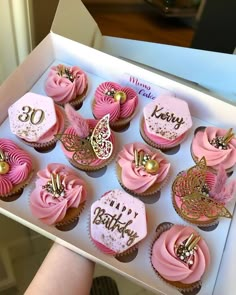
[151,225,210,284]
[45,64,88,104]
[30,163,87,225]
[0,139,33,196]
[117,142,170,193]
[192,127,236,170]
[61,119,115,167]
[93,82,138,122]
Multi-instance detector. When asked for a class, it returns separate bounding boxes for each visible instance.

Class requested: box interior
[0,33,236,295]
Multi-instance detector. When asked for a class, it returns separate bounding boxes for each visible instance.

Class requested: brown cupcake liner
[55,201,86,231]
[150,222,202,293]
[140,117,187,150]
[0,171,34,202]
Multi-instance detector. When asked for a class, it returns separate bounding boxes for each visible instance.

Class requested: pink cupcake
[56,104,116,171]
[8,92,65,152]
[151,223,210,292]
[172,157,236,227]
[90,189,147,256]
[140,95,192,150]
[191,126,236,171]
[92,82,138,131]
[0,138,33,201]
[45,64,88,110]
[30,163,87,231]
[116,142,171,197]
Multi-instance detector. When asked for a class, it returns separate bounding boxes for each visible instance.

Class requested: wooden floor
[85,3,195,48]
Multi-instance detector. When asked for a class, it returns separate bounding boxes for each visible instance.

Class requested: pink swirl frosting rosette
[93,82,138,123]
[0,139,33,196]
[117,142,170,195]
[45,64,88,105]
[192,127,236,171]
[151,224,210,287]
[30,163,87,225]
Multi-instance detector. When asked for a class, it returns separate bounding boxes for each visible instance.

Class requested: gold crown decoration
[42,173,65,198]
[55,114,113,166]
[0,149,10,175]
[175,233,201,266]
[172,157,232,220]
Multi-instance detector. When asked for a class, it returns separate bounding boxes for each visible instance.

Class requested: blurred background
[0,0,235,294]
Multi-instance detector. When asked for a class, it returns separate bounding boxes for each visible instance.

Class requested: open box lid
[51,0,236,104]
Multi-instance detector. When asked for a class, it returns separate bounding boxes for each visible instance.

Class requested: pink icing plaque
[143,95,192,140]
[90,189,147,253]
[8,92,57,142]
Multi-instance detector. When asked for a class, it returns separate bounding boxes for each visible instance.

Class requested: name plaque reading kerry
[90,189,147,254]
[143,95,192,140]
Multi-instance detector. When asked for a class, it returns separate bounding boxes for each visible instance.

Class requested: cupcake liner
[150,222,202,293]
[0,171,34,202]
[140,117,186,150]
[68,84,89,110]
[55,201,86,231]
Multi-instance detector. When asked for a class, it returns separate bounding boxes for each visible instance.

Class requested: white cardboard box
[0,1,236,294]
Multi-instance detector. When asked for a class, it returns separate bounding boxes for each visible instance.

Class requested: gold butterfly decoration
[55,114,113,165]
[172,157,232,220]
[180,193,232,220]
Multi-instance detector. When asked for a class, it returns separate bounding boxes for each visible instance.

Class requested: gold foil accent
[188,236,201,251]
[55,114,113,165]
[223,128,234,144]
[138,151,144,167]
[0,149,5,161]
[134,149,139,167]
[133,149,159,174]
[44,173,65,198]
[175,233,200,265]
